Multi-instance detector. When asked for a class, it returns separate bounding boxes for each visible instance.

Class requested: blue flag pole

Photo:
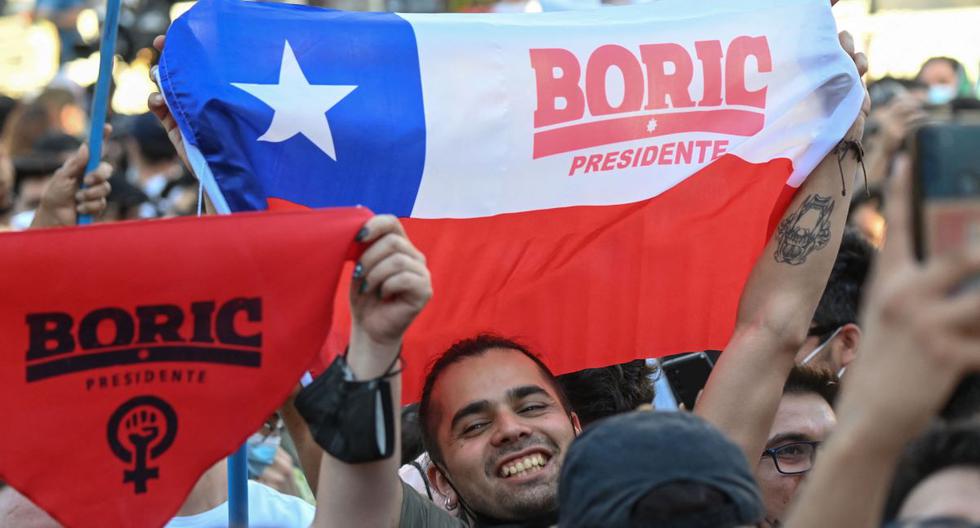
[77,0,122,225]
[228,445,249,527]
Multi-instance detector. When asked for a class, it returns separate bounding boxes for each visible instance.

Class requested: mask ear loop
[800,326,843,366]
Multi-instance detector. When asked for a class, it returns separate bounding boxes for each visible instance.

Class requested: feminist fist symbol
[107,396,178,494]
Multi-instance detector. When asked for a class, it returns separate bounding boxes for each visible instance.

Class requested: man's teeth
[500,454,548,477]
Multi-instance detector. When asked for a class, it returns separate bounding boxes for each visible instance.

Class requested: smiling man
[416,336,580,526]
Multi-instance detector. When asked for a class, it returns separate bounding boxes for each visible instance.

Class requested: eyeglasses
[761,441,820,475]
[885,518,980,528]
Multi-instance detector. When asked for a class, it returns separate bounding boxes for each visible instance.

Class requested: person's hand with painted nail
[348,215,432,373]
[312,216,431,528]
[31,141,113,228]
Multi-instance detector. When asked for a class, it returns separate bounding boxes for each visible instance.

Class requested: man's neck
[467,506,558,528]
[175,460,229,517]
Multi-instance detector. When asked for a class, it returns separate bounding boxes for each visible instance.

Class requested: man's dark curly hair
[810,228,875,334]
[783,365,839,407]
[557,360,654,428]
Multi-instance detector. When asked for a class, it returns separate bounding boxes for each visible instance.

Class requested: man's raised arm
[311,215,432,528]
[696,32,870,462]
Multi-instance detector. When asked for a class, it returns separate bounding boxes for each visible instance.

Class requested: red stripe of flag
[301,154,797,402]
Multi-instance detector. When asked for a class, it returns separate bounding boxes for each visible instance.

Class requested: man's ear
[427,462,457,509]
[833,323,862,371]
[571,412,582,436]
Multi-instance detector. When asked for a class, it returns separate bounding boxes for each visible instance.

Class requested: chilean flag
[158,0,864,400]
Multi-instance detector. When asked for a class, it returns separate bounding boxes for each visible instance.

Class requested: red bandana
[0,207,369,527]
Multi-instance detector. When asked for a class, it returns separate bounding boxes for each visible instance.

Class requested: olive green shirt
[400,480,468,528]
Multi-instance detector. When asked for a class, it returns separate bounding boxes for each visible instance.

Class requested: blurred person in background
[2,102,52,158]
[34,87,87,138]
[796,228,875,376]
[883,420,980,526]
[863,79,927,189]
[916,57,975,106]
[11,132,81,229]
[0,86,85,160]
[246,413,312,502]
[33,0,86,63]
[122,112,182,218]
[557,360,655,428]
[847,184,886,248]
[158,169,201,217]
[854,77,926,249]
[101,171,149,221]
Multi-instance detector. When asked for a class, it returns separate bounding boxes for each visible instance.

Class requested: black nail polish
[355,227,369,242]
[358,280,367,294]
[353,262,363,279]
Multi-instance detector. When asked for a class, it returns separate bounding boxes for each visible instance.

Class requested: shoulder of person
[399,480,467,528]
[246,480,314,528]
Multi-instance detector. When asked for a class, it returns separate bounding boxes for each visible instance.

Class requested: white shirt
[165,481,314,528]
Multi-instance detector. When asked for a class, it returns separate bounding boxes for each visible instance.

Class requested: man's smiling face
[429,348,579,521]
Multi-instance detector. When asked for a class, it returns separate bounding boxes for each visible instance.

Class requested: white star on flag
[231,41,357,161]
[646,118,658,134]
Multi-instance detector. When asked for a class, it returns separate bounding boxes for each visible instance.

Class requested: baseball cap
[559,410,764,528]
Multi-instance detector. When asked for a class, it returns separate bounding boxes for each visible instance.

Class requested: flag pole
[77,0,122,225]
[228,445,249,527]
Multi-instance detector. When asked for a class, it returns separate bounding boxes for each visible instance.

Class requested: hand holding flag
[31,126,113,228]
[837,31,871,142]
[349,215,433,354]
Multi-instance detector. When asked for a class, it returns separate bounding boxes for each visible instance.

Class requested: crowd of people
[0,86,199,231]
[0,6,978,528]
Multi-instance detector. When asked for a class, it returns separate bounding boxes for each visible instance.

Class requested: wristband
[294,352,399,464]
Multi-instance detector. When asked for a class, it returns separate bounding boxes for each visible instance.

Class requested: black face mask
[294,354,396,464]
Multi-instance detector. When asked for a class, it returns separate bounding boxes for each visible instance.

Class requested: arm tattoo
[774,194,835,265]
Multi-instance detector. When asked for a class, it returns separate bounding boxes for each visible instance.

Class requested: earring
[444,496,457,511]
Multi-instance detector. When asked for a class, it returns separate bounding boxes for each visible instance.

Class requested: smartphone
[912,118,980,267]
[661,352,715,410]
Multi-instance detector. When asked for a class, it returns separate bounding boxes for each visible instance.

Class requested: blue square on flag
[161,0,426,215]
